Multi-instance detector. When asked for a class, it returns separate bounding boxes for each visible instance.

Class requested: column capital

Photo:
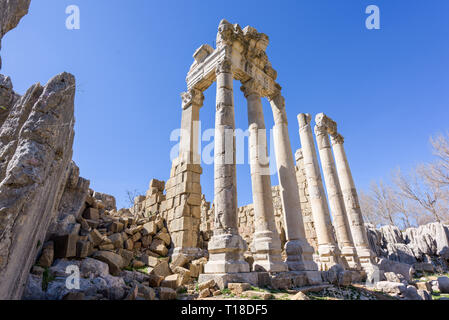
[240,78,264,98]
[215,58,233,75]
[315,113,337,135]
[268,92,285,108]
[181,89,204,110]
[269,93,288,125]
[331,133,345,146]
[314,123,327,137]
[297,113,312,129]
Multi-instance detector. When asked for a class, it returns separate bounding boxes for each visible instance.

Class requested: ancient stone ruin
[0,1,448,301]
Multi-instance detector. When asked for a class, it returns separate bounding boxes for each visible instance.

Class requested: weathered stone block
[92,251,124,276]
[53,234,78,258]
[158,287,177,300]
[228,283,251,295]
[149,239,168,256]
[83,208,99,221]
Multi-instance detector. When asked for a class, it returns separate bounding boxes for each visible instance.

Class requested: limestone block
[158,287,177,300]
[438,276,449,293]
[242,290,273,300]
[92,251,125,276]
[140,254,159,268]
[149,239,168,256]
[228,283,251,295]
[152,261,172,278]
[161,274,179,290]
[76,240,91,258]
[142,222,157,236]
[38,241,54,268]
[53,234,78,258]
[155,231,171,246]
[89,229,104,247]
[147,274,164,287]
[83,208,99,221]
[170,253,189,269]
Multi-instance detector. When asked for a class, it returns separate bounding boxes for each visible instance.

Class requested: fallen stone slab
[92,251,124,276]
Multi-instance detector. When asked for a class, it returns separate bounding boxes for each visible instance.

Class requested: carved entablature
[193,44,214,65]
[186,20,282,98]
[181,89,204,110]
[215,58,233,75]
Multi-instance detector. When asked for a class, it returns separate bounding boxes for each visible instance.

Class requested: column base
[204,233,250,274]
[284,239,318,271]
[356,246,375,269]
[340,246,361,270]
[197,272,259,290]
[317,244,341,271]
[252,232,288,272]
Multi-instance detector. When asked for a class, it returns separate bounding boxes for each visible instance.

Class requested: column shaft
[269,94,316,271]
[297,113,340,270]
[204,59,249,274]
[331,134,374,267]
[168,89,204,262]
[314,114,359,270]
[242,82,287,272]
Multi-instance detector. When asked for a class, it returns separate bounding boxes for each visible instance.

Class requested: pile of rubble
[23,193,208,300]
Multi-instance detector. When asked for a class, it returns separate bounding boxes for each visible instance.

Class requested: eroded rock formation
[0,71,77,299]
[366,222,449,272]
[0,0,30,69]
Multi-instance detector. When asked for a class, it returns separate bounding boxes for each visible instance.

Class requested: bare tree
[125,189,142,207]
[392,167,445,223]
[418,133,449,188]
[360,190,381,226]
[369,180,398,226]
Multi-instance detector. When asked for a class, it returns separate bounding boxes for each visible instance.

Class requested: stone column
[314,114,360,270]
[297,113,340,270]
[331,133,374,267]
[241,80,287,272]
[268,94,316,271]
[166,89,204,261]
[204,58,250,274]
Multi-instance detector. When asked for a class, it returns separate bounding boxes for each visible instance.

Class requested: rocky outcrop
[0,0,31,69]
[47,161,90,237]
[366,222,449,272]
[0,72,76,299]
[0,74,20,127]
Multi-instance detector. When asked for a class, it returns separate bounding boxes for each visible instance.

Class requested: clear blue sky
[2,0,449,209]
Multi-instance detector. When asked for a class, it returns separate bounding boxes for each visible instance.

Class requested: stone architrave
[241,80,287,272]
[204,58,250,274]
[269,94,317,271]
[331,133,374,267]
[314,114,360,270]
[297,113,340,270]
